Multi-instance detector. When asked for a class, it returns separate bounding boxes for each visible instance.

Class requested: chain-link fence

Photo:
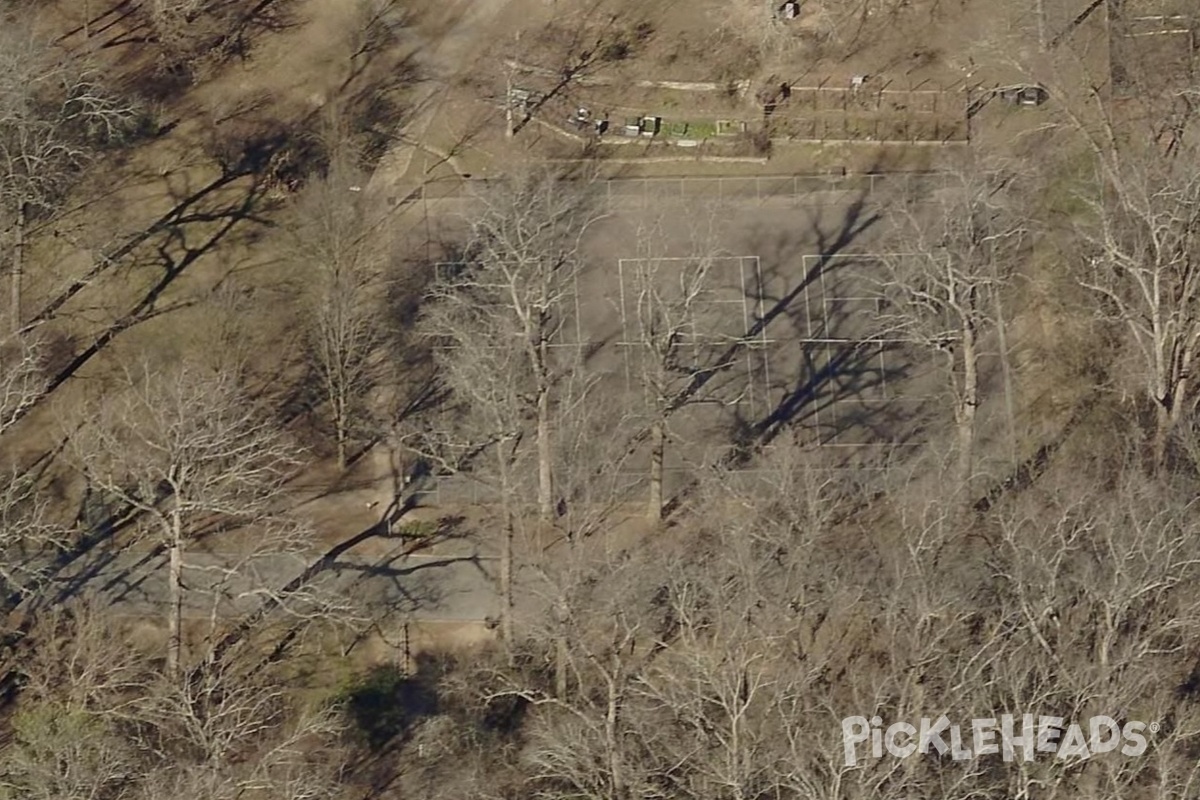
[409,171,955,203]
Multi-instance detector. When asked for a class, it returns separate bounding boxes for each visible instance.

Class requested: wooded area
[0,0,1198,798]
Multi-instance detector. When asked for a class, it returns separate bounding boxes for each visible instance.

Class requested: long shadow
[24,167,258,332]
[247,514,470,673]
[654,186,953,513]
[1049,0,1107,49]
[972,394,1100,515]
[97,0,300,52]
[5,137,344,613]
[509,8,653,137]
[214,0,302,53]
[8,135,294,433]
[41,495,468,683]
[0,436,155,618]
[675,196,880,414]
[326,553,487,618]
[44,183,270,394]
[338,6,421,96]
[745,218,917,445]
[54,0,138,45]
[753,340,902,447]
[195,493,461,676]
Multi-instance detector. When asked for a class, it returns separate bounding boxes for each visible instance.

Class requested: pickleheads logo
[841,715,1155,766]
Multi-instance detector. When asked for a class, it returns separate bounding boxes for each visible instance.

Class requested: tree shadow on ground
[338,656,441,751]
[655,179,938,513]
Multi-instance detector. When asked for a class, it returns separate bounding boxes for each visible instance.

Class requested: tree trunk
[554,597,568,699]
[505,71,515,138]
[605,679,625,799]
[956,318,978,488]
[993,287,1018,467]
[500,519,514,656]
[11,202,26,333]
[1155,340,1197,472]
[496,442,515,660]
[730,707,744,800]
[335,405,348,470]
[648,419,664,521]
[1153,402,1172,473]
[167,514,184,679]
[536,384,553,521]
[555,634,568,698]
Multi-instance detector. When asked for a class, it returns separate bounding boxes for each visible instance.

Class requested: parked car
[997,84,1048,107]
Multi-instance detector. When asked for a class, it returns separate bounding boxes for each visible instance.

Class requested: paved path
[367,0,518,195]
[394,170,952,210]
[57,550,500,622]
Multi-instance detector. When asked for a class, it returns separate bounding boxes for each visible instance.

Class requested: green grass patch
[666,119,718,139]
[395,519,440,538]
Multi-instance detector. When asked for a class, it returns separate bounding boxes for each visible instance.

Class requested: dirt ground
[15,0,1094,660]
[372,0,1077,191]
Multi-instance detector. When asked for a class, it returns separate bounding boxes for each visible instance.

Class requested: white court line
[614,253,933,448]
[615,256,769,407]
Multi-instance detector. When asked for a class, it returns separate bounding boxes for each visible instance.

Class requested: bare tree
[983,468,1200,798]
[126,659,344,776]
[715,0,796,66]
[417,282,533,649]
[345,0,409,62]
[495,437,859,800]
[147,0,210,45]
[490,536,667,800]
[0,333,61,597]
[1000,31,1200,472]
[622,205,731,520]
[438,172,603,521]
[68,362,304,680]
[289,157,389,469]
[0,332,44,433]
[140,0,271,73]
[0,602,146,800]
[633,558,790,800]
[418,292,635,652]
[531,363,641,698]
[547,362,640,542]
[717,0,931,65]
[8,600,348,800]
[1074,146,1200,470]
[0,21,137,331]
[0,702,139,800]
[501,4,655,137]
[873,167,1025,488]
